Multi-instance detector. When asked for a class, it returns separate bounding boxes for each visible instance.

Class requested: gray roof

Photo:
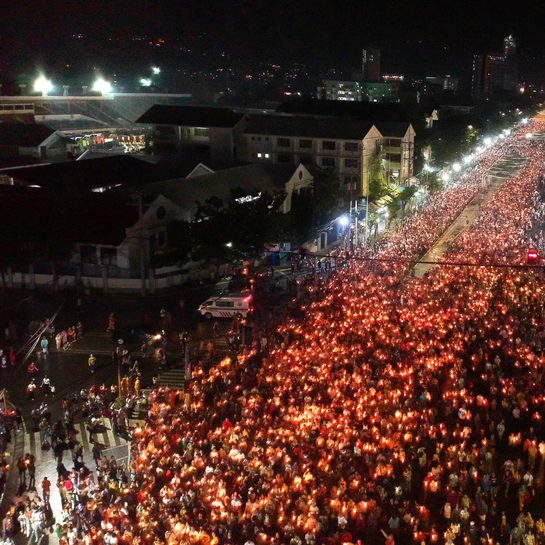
[244,114,375,140]
[146,163,299,213]
[374,122,412,138]
[0,123,55,146]
[136,105,245,128]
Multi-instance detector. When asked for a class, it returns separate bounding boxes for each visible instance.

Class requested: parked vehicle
[197,293,253,319]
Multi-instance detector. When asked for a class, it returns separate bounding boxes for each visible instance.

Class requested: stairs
[155,368,185,389]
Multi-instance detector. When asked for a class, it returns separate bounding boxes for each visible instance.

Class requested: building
[322,81,363,102]
[0,158,312,292]
[136,104,248,160]
[503,34,518,92]
[470,35,518,96]
[470,54,485,97]
[241,113,414,194]
[0,123,66,163]
[363,82,398,103]
[362,48,381,83]
[425,75,460,94]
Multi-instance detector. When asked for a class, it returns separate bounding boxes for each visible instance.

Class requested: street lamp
[33,75,53,96]
[452,162,461,173]
[92,77,113,95]
[139,78,152,87]
[337,215,350,228]
[151,66,161,75]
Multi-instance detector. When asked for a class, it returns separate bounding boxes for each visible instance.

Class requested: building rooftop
[0,155,177,193]
[136,105,246,128]
[244,114,375,140]
[141,163,301,214]
[0,123,55,146]
[276,99,422,125]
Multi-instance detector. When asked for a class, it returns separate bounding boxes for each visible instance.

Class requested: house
[0,160,312,292]
[0,123,68,164]
[136,104,248,161]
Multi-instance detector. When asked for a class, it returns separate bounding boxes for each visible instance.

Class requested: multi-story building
[483,54,506,94]
[470,35,518,96]
[322,81,363,102]
[425,75,460,94]
[241,114,414,196]
[363,82,398,103]
[136,105,248,160]
[503,34,518,92]
[471,54,485,97]
[362,48,381,83]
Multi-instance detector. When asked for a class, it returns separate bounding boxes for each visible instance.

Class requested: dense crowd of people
[3,121,545,545]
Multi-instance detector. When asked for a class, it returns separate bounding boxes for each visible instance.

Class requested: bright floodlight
[452,162,461,172]
[337,215,350,228]
[503,129,512,135]
[33,75,53,95]
[522,117,529,125]
[225,242,233,248]
[441,172,451,182]
[463,155,472,164]
[151,66,161,75]
[483,137,492,146]
[140,78,152,87]
[92,77,112,95]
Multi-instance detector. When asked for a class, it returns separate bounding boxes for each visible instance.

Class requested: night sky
[3,0,545,81]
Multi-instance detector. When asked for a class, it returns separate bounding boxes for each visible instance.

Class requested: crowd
[3,122,545,545]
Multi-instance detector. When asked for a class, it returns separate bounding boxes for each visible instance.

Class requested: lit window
[257,153,263,158]
[264,153,270,158]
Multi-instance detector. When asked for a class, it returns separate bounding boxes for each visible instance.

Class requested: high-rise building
[484,54,506,94]
[470,35,518,96]
[471,54,485,97]
[503,34,518,91]
[362,48,381,83]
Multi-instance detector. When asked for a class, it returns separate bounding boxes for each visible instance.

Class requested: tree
[368,151,389,203]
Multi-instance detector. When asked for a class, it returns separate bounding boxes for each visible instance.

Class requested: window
[156,206,166,220]
[322,140,336,150]
[387,153,402,163]
[299,139,312,148]
[215,300,234,308]
[193,127,210,138]
[257,153,263,158]
[277,154,292,163]
[277,137,291,147]
[264,153,270,158]
[100,247,117,266]
[344,142,359,152]
[344,158,359,169]
[299,156,313,165]
[321,157,335,167]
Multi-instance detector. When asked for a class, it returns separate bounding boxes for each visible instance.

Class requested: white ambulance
[197,293,253,319]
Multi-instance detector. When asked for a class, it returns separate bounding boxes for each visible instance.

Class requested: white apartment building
[241,114,415,195]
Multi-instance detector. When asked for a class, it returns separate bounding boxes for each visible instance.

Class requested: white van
[198,294,253,319]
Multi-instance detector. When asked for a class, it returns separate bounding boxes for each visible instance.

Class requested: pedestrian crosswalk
[22,419,129,463]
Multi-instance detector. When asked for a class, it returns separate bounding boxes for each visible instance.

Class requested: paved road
[413,154,528,278]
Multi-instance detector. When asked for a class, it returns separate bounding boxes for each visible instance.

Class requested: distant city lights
[140,78,152,87]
